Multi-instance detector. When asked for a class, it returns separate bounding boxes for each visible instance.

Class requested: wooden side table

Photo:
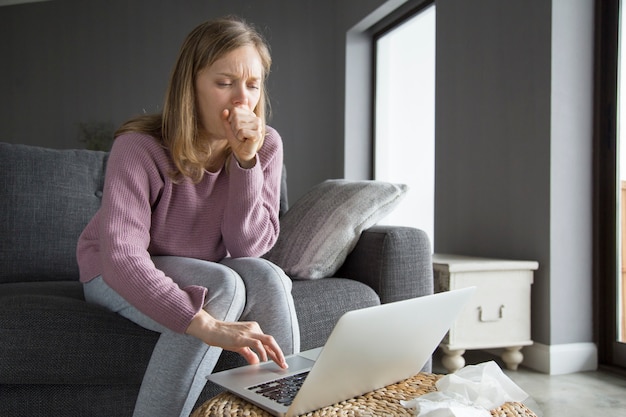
[432,254,538,372]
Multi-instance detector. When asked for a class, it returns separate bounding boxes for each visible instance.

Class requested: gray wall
[343,0,595,350]
[433,0,594,346]
[0,0,385,202]
[1,0,596,350]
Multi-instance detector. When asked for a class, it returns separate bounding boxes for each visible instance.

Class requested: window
[373,4,436,247]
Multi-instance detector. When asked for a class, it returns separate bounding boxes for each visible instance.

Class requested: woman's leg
[220,257,300,355]
[84,256,246,417]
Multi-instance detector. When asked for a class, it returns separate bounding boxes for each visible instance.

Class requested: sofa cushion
[291,278,380,350]
[0,283,158,384]
[0,142,108,283]
[0,281,85,299]
[264,180,407,279]
[1,384,137,417]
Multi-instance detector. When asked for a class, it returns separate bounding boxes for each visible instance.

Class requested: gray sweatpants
[83,256,300,417]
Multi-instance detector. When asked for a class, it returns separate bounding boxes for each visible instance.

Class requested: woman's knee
[151,256,245,321]
[220,257,292,293]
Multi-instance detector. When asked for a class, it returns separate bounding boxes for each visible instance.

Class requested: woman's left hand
[222,106,263,169]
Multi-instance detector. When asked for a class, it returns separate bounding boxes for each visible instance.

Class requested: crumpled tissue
[401,361,530,417]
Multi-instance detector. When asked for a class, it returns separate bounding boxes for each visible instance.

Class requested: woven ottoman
[191,373,537,417]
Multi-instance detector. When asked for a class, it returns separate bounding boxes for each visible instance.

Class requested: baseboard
[488,342,597,374]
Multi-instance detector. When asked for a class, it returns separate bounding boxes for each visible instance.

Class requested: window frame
[593,0,626,373]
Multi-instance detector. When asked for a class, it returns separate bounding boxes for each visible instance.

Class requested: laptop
[208,287,475,417]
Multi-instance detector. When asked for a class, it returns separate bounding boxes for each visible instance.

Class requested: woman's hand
[186,310,288,369]
[221,107,264,169]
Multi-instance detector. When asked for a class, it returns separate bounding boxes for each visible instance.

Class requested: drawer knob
[478,304,505,322]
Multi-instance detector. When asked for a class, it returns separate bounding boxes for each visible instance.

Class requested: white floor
[431,350,626,417]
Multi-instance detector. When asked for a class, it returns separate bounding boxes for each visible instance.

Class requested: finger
[228,108,261,137]
[259,335,287,369]
[230,115,260,140]
[266,346,288,369]
[249,338,269,363]
[237,346,260,366]
[243,331,286,368]
[234,127,262,144]
[221,109,239,142]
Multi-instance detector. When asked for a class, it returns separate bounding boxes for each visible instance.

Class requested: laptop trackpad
[282,354,315,372]
[297,347,323,362]
[215,354,314,380]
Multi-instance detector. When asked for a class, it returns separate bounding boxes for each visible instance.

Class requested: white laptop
[207,287,475,417]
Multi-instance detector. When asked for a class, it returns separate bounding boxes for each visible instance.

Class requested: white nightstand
[432,254,538,372]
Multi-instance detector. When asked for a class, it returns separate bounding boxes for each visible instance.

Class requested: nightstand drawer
[445,270,532,349]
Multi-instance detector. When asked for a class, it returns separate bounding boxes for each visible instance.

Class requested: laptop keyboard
[248,371,309,406]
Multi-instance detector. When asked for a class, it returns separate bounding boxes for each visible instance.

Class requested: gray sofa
[0,142,433,417]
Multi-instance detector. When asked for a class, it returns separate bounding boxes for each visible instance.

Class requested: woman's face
[195,45,264,142]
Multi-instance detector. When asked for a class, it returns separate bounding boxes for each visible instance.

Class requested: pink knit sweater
[76,127,283,333]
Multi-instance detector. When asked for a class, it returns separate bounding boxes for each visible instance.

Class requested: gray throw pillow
[263,179,407,279]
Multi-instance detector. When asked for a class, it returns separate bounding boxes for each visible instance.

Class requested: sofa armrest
[335,225,433,304]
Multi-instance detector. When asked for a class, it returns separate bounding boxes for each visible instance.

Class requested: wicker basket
[191,373,537,417]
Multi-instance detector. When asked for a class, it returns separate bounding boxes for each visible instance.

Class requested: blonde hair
[115,16,272,183]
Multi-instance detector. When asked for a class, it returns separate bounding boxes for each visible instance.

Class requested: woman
[76,16,299,417]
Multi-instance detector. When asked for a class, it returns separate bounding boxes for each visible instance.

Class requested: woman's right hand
[221,107,263,169]
[186,309,288,369]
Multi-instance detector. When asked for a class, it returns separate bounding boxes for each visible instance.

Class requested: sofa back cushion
[0,142,290,284]
[0,142,108,283]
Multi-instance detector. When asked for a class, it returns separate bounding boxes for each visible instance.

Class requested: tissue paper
[404,391,492,417]
[402,361,529,417]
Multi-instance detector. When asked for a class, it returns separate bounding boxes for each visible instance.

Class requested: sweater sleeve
[98,134,206,333]
[222,126,283,257]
